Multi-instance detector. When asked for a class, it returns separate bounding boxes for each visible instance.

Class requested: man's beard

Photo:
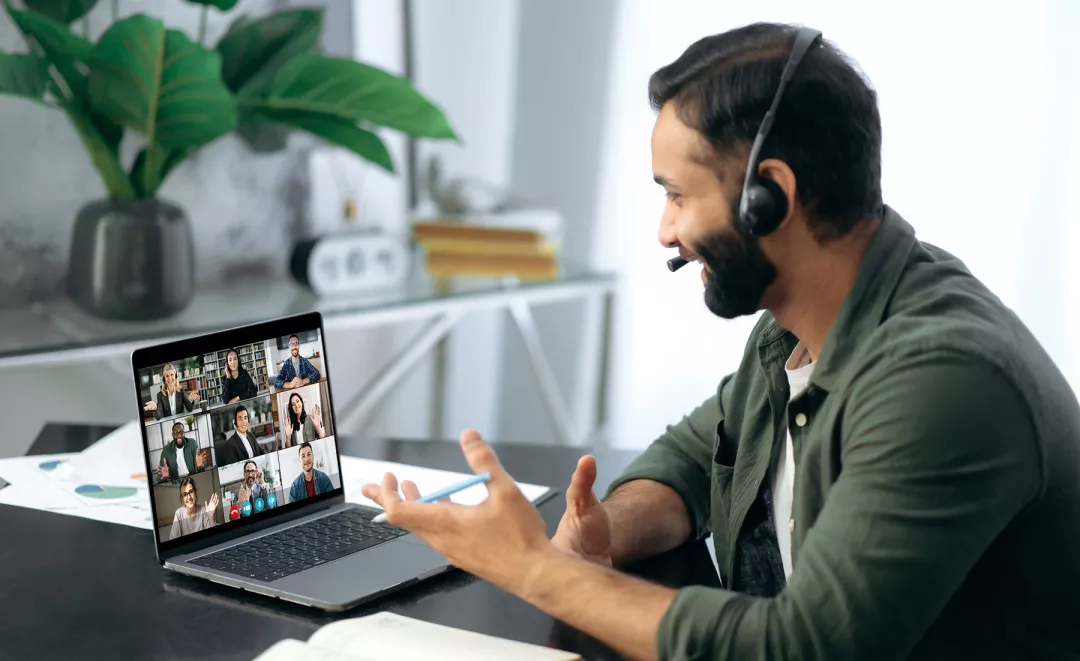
[694,212,778,319]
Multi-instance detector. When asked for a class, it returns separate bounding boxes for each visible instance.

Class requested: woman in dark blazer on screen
[220,348,258,404]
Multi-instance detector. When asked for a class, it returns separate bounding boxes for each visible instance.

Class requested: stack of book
[411,220,559,281]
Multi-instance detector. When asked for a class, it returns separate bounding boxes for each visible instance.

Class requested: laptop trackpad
[274,540,448,607]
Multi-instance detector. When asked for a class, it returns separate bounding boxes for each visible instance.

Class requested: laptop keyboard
[189,509,407,582]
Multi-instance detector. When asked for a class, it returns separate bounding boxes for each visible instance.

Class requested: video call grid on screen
[134,320,342,548]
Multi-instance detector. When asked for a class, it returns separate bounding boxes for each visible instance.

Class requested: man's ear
[756,158,798,228]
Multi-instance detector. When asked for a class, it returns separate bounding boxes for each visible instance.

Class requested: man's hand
[360,429,554,595]
[158,463,170,481]
[239,484,251,503]
[256,468,265,485]
[552,455,613,566]
[195,449,206,470]
[287,377,303,390]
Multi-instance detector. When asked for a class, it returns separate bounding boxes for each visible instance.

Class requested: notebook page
[308,612,580,661]
[339,456,552,509]
[253,638,373,661]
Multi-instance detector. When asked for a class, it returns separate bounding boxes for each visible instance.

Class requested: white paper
[339,456,551,510]
[0,452,154,529]
[63,420,148,488]
[307,612,579,661]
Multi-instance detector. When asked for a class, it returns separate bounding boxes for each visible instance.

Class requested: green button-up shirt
[609,208,1080,660]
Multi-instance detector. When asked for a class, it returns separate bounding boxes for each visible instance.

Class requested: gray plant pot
[67,198,195,320]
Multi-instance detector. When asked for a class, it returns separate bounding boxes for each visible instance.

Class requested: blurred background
[1,0,1077,456]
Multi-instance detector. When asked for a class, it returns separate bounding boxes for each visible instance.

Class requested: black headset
[736,26,823,237]
[668,27,822,272]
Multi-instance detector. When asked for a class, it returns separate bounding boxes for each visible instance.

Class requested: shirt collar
[757,206,917,392]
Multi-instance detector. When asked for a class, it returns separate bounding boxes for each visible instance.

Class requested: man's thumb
[567,455,599,512]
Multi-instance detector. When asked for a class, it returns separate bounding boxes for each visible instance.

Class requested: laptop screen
[134,314,343,551]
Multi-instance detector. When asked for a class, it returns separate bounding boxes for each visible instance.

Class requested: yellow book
[419,236,557,257]
[425,251,559,281]
[412,221,544,245]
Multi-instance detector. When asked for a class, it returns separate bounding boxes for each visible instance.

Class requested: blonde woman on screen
[143,363,200,420]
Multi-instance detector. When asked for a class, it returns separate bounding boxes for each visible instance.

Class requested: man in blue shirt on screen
[273,334,320,390]
[288,443,333,503]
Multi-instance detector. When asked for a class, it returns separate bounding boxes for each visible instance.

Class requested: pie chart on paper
[74,484,139,499]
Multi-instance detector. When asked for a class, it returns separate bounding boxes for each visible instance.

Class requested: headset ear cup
[743,177,787,236]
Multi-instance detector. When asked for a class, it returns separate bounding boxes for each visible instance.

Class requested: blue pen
[371,472,492,523]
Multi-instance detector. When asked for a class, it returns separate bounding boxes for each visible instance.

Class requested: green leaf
[89,15,237,147]
[260,55,457,140]
[87,14,237,194]
[183,0,240,9]
[0,52,51,101]
[22,0,99,24]
[216,9,321,97]
[7,8,94,80]
[248,108,393,172]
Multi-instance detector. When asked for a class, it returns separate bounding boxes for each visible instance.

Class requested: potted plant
[0,0,456,320]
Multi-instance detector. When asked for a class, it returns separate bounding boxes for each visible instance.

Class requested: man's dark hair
[649,22,882,241]
[233,405,248,424]
[289,334,300,343]
[243,460,257,473]
[171,421,184,432]
[299,442,312,457]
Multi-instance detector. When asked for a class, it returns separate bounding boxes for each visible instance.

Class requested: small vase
[67,198,195,320]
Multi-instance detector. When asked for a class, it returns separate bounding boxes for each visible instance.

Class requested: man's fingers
[567,455,599,513]
[401,480,422,501]
[360,483,382,503]
[380,472,403,508]
[382,499,461,531]
[458,429,513,493]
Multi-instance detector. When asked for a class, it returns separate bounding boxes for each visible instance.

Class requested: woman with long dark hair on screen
[283,392,325,448]
[221,348,258,404]
[143,363,200,420]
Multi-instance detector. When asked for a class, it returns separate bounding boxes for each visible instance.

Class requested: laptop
[132,311,451,611]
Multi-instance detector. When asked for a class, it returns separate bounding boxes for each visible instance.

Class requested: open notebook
[253,612,581,661]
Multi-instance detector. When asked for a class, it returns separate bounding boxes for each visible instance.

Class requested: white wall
[411,0,522,441]
[593,1,1080,449]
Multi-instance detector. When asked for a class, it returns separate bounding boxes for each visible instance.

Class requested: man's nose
[657,207,678,248]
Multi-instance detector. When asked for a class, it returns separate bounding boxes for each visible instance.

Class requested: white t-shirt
[174,446,190,477]
[294,429,304,446]
[236,431,255,458]
[771,342,815,579]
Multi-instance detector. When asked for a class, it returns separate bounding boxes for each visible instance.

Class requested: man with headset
[363,23,1080,660]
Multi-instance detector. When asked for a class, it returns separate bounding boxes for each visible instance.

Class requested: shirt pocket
[710,421,737,586]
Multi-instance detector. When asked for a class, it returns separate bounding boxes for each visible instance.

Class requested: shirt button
[794,412,808,427]
[789,518,796,533]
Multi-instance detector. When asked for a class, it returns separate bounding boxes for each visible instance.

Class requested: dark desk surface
[0,425,721,660]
